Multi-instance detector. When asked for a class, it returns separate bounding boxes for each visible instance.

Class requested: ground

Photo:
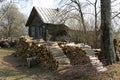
[0,48,54,80]
[0,48,120,80]
[98,62,120,80]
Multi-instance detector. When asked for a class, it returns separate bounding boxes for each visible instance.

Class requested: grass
[0,66,53,79]
[107,63,120,78]
[97,62,120,80]
[0,48,15,55]
[0,69,15,77]
[0,71,32,80]
[0,68,53,80]
[0,48,54,80]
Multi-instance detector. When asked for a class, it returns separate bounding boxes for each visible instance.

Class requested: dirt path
[0,49,54,80]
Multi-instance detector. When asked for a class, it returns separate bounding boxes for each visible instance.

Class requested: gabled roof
[26,6,82,30]
[35,6,65,24]
[26,6,67,26]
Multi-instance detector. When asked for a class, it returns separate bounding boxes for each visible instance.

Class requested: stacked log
[16,36,58,70]
[114,39,120,61]
[60,46,90,65]
[36,45,58,70]
[0,40,16,48]
[16,36,32,59]
[115,39,120,55]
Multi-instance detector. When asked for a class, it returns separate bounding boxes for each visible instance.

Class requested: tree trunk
[94,0,98,48]
[7,25,11,38]
[75,1,87,44]
[100,0,116,65]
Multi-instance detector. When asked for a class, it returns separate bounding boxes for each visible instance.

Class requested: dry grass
[55,63,98,80]
[97,62,120,80]
[55,62,120,80]
[0,48,15,55]
[0,48,54,80]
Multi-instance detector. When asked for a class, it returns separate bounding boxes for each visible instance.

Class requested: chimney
[56,8,59,11]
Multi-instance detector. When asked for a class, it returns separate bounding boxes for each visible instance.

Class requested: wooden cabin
[25,6,69,41]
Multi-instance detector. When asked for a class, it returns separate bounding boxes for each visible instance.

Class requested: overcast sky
[4,0,119,17]
[0,0,119,30]
[16,0,120,29]
[16,0,56,16]
[1,0,56,16]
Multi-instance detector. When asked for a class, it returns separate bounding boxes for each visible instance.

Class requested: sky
[3,0,119,17]
[1,0,56,16]
[17,0,56,16]
[1,0,120,30]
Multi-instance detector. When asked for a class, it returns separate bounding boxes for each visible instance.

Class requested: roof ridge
[33,6,57,10]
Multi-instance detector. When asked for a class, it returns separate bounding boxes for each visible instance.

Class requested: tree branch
[0,1,13,21]
[112,12,120,19]
[86,0,94,6]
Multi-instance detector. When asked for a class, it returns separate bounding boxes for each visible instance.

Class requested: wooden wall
[27,11,68,40]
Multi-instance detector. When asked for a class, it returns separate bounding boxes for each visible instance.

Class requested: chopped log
[16,36,59,70]
[60,46,90,65]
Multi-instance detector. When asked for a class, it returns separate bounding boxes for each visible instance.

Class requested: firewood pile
[16,36,58,70]
[36,45,59,70]
[60,46,91,65]
[115,39,120,55]
[16,36,32,58]
[0,39,16,48]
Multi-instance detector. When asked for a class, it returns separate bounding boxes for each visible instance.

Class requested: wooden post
[29,26,32,37]
[43,26,47,41]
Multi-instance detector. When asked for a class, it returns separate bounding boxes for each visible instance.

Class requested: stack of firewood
[16,36,32,59]
[113,39,120,61]
[36,45,58,70]
[115,39,120,55]
[16,36,58,70]
[60,46,90,65]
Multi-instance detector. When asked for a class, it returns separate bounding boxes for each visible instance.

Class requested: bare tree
[0,0,13,21]
[0,0,4,2]
[86,0,100,48]
[0,3,26,39]
[59,0,88,44]
[65,17,84,43]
